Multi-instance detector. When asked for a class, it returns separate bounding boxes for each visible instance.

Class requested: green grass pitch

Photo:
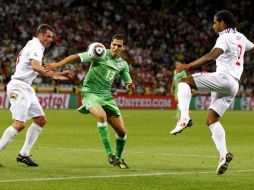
[0,109,253,190]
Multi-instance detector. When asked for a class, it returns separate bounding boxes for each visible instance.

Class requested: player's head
[36,24,54,48]
[175,60,182,67]
[213,10,237,33]
[110,34,125,57]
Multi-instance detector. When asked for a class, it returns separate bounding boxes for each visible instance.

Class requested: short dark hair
[112,34,125,43]
[36,24,54,36]
[215,10,237,29]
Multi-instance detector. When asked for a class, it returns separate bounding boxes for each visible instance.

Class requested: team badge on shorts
[10,92,18,100]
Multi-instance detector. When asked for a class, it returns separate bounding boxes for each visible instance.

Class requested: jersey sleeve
[78,52,92,62]
[29,44,43,62]
[120,62,132,83]
[244,36,254,51]
[213,35,228,52]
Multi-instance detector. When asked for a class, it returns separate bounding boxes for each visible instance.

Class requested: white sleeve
[244,36,254,51]
[213,36,228,52]
[28,44,43,62]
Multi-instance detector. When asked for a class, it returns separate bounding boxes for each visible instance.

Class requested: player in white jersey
[170,10,254,175]
[0,24,74,166]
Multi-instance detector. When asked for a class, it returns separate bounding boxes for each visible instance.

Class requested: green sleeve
[120,62,132,83]
[182,71,187,78]
[78,52,92,62]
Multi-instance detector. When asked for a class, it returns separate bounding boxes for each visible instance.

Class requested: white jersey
[11,37,45,85]
[213,29,254,80]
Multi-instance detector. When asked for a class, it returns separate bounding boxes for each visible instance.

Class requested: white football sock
[19,123,42,156]
[209,122,228,157]
[0,126,19,153]
[177,82,191,119]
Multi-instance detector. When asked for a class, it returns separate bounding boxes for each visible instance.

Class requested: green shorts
[77,93,121,116]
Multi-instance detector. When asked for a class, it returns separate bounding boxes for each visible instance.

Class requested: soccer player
[170,10,254,175]
[47,34,134,169]
[0,24,74,166]
[170,61,187,119]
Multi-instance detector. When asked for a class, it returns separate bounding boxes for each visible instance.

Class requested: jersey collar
[108,50,121,60]
[218,28,237,36]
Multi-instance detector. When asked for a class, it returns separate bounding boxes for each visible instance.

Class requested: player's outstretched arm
[31,59,72,81]
[176,48,223,73]
[47,54,80,69]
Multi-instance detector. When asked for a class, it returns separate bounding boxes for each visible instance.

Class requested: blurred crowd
[0,0,254,96]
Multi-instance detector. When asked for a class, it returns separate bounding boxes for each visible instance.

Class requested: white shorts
[7,79,44,122]
[192,72,239,116]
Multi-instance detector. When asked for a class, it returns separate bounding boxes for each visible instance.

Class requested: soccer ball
[87,42,106,60]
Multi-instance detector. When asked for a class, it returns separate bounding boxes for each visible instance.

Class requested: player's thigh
[28,93,45,121]
[193,72,238,93]
[107,115,126,136]
[89,106,107,121]
[7,85,30,122]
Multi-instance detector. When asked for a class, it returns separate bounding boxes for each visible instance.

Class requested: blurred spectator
[0,0,254,96]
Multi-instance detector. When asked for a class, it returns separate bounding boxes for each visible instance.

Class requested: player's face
[39,30,54,48]
[213,16,224,33]
[110,39,124,57]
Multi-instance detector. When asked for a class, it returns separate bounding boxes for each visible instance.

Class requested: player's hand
[52,75,69,80]
[46,63,59,70]
[43,67,52,74]
[61,70,76,80]
[175,63,190,73]
[126,82,135,93]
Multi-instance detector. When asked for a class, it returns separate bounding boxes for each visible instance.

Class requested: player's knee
[118,129,127,138]
[180,77,196,89]
[98,114,107,123]
[40,118,47,127]
[34,116,47,127]
[206,118,218,126]
[13,120,26,132]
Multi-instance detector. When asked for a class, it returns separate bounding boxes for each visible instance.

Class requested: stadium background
[0,0,254,110]
[0,1,254,190]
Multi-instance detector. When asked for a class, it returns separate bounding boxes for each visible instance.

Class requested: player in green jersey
[170,61,187,119]
[48,34,134,169]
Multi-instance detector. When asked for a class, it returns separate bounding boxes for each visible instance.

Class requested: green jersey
[79,49,132,96]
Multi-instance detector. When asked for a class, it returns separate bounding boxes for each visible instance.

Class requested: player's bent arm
[31,59,68,80]
[250,47,254,54]
[176,48,223,73]
[49,54,80,68]
[31,59,54,76]
[189,48,223,69]
[170,80,174,95]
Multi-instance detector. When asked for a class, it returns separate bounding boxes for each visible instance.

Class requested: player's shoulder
[118,56,126,62]
[25,37,42,50]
